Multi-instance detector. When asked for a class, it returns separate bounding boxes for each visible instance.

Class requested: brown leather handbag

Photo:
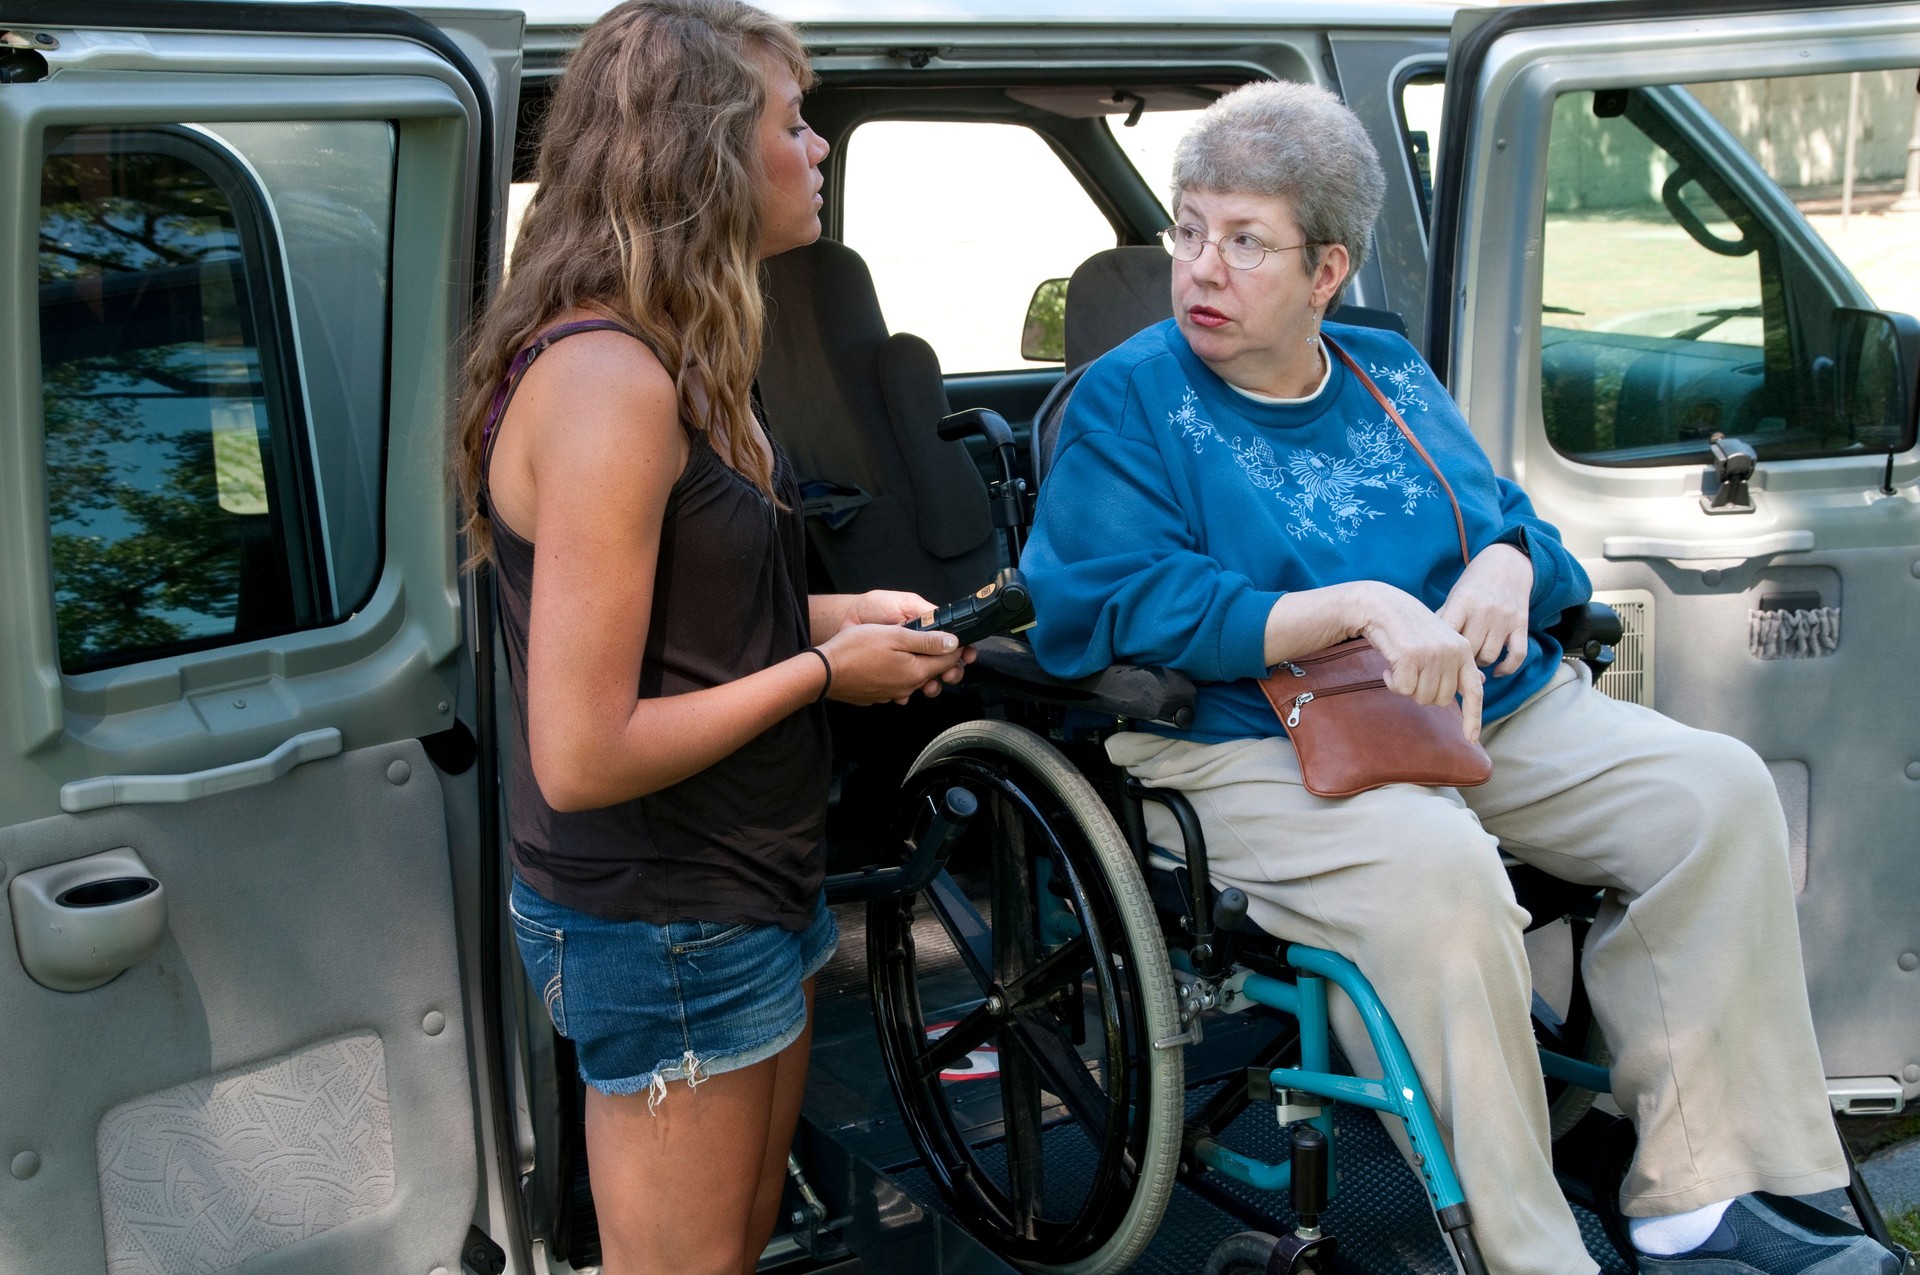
[1254,336,1492,798]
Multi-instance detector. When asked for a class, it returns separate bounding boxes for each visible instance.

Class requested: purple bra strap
[483,319,639,438]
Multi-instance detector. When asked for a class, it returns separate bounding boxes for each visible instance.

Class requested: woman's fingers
[1472,626,1507,669]
[1413,656,1448,708]
[1457,661,1485,743]
[1492,623,1529,677]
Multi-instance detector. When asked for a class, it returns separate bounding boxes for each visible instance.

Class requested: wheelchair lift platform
[797,897,1635,1275]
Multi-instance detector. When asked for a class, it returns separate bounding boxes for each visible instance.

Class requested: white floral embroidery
[1171,388,1226,450]
[1162,362,1440,545]
[1371,359,1430,416]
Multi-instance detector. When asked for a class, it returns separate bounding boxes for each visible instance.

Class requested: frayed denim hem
[582,1005,812,1108]
[800,930,840,982]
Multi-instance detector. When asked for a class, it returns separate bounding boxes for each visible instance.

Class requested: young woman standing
[452,4,967,1270]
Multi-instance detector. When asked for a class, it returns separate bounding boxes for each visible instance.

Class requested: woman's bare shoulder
[492,315,688,540]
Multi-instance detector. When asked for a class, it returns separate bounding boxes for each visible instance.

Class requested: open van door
[1429,1,1920,1113]
[0,4,525,1271]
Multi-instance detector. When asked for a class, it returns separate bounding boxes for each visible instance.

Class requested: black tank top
[482,320,829,929]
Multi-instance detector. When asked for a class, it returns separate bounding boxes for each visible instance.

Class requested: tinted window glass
[39,124,391,673]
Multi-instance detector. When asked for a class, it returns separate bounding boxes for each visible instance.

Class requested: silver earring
[1306,310,1321,346]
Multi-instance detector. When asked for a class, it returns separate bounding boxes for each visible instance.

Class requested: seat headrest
[1063,246,1173,369]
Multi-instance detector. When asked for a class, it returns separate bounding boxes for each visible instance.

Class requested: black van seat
[760,238,1001,600]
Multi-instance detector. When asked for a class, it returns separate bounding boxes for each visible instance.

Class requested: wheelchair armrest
[968,636,1196,729]
[1546,601,1622,657]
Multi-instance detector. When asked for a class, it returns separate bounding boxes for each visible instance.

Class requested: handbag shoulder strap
[1321,333,1471,569]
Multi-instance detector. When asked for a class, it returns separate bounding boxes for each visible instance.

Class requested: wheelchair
[821,406,1638,1275]
[766,243,1903,1275]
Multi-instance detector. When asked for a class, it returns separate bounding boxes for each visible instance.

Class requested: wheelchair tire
[869,720,1184,1274]
[1202,1231,1283,1275]
[1546,1021,1612,1142]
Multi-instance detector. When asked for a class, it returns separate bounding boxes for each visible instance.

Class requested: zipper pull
[1286,691,1314,729]
[1282,661,1305,677]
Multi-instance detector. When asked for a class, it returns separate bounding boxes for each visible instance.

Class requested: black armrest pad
[1546,601,1622,652]
[969,637,1196,728]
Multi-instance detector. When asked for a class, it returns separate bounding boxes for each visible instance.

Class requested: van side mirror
[1021,277,1068,363]
[1833,307,1920,453]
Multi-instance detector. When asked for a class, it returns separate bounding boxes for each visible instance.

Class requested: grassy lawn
[1890,1205,1920,1252]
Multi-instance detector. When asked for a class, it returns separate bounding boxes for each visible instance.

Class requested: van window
[1398,73,1446,223]
[1538,78,1913,465]
[841,121,1116,373]
[1104,108,1206,219]
[38,123,393,673]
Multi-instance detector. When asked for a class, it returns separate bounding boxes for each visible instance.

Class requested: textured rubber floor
[888,1096,1632,1274]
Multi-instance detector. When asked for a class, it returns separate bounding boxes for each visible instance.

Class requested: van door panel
[1437,0,1920,1103]
[0,12,506,1270]
[1,742,474,1274]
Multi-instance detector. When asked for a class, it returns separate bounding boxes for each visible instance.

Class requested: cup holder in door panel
[9,847,167,992]
[56,877,159,908]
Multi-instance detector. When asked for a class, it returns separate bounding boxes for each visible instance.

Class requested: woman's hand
[1436,544,1533,677]
[1353,583,1485,744]
[816,624,969,705]
[1267,582,1483,743]
[811,590,974,697]
[810,590,935,638]
[845,589,938,627]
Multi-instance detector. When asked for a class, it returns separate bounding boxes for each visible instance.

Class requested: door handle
[1601,530,1813,566]
[59,727,343,814]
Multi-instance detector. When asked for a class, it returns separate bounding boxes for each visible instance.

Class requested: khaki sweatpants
[1111,662,1847,1275]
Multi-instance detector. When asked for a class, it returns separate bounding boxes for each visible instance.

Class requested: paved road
[1811,1135,1920,1222]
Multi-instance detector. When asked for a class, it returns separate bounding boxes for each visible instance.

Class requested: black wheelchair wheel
[869,721,1184,1273]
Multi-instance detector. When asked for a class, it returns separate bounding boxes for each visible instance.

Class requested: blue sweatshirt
[1022,319,1591,744]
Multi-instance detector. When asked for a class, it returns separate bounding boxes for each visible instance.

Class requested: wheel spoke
[1007,1010,1116,1153]
[1005,935,1091,1011]
[918,1000,999,1080]
[927,870,994,991]
[991,797,1038,988]
[999,1022,1046,1236]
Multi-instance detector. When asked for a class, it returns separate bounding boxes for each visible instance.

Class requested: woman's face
[754,54,829,260]
[1170,187,1348,390]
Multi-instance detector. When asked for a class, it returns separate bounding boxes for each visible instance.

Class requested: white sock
[1630,1199,1735,1256]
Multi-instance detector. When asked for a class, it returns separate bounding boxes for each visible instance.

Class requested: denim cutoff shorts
[509,874,838,1102]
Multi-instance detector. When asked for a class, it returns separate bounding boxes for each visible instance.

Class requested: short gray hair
[1172,80,1387,309]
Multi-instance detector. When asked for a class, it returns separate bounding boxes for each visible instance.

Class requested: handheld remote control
[904,568,1035,645]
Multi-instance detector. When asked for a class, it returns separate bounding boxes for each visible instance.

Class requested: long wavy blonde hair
[452,0,811,565]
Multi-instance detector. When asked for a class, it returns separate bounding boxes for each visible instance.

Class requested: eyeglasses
[1159,223,1322,271]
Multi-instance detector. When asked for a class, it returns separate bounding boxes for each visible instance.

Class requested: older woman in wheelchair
[1010,81,1900,1275]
